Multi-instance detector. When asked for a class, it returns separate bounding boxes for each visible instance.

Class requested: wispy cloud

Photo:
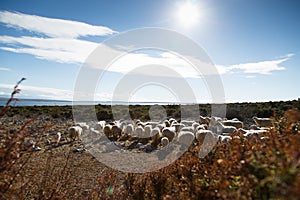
[0,11,115,64]
[216,54,292,75]
[0,36,97,64]
[0,67,11,71]
[0,11,116,38]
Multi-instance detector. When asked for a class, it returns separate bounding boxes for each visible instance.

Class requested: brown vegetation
[0,79,299,199]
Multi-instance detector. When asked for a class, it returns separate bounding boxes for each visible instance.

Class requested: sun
[176,1,200,28]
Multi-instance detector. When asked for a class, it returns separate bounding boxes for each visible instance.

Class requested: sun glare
[176,1,200,28]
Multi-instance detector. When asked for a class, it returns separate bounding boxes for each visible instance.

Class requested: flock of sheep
[59,116,275,153]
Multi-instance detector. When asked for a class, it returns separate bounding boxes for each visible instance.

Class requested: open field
[0,101,300,199]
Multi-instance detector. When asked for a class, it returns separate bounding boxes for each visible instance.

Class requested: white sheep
[199,116,210,125]
[253,117,273,127]
[145,121,159,128]
[180,126,195,133]
[135,126,145,138]
[156,124,165,131]
[161,127,176,141]
[163,120,171,127]
[195,129,213,142]
[151,127,161,142]
[249,124,261,130]
[216,122,237,135]
[172,123,185,133]
[222,119,243,129]
[123,124,134,135]
[103,124,112,138]
[196,124,208,131]
[210,116,223,125]
[218,135,232,143]
[75,122,87,127]
[75,122,89,133]
[238,128,268,137]
[111,125,122,139]
[177,131,195,147]
[97,120,106,130]
[68,126,83,141]
[180,120,195,127]
[144,125,152,137]
[117,121,127,131]
[169,118,177,124]
[161,137,169,147]
[192,122,200,132]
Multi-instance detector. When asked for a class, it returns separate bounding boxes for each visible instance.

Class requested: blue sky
[0,0,299,103]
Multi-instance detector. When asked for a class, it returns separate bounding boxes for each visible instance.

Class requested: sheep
[75,122,89,133]
[192,122,201,132]
[249,124,261,130]
[144,125,152,137]
[163,120,171,127]
[238,128,268,137]
[196,124,208,131]
[135,126,145,138]
[180,120,195,127]
[199,116,210,125]
[103,124,112,138]
[145,121,159,128]
[168,118,177,124]
[135,120,148,128]
[156,124,165,131]
[218,135,232,143]
[180,126,195,133]
[68,126,83,141]
[75,122,87,127]
[172,123,185,133]
[117,121,127,131]
[111,125,122,140]
[161,137,169,147]
[97,120,106,130]
[210,116,223,125]
[151,127,161,142]
[253,117,273,127]
[195,129,213,142]
[222,119,243,129]
[161,127,176,141]
[123,124,134,135]
[81,124,90,132]
[216,122,237,135]
[177,131,195,148]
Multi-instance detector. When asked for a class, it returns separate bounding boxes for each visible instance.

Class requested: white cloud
[0,67,11,71]
[0,36,98,64]
[0,11,116,38]
[216,54,292,75]
[0,11,292,77]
